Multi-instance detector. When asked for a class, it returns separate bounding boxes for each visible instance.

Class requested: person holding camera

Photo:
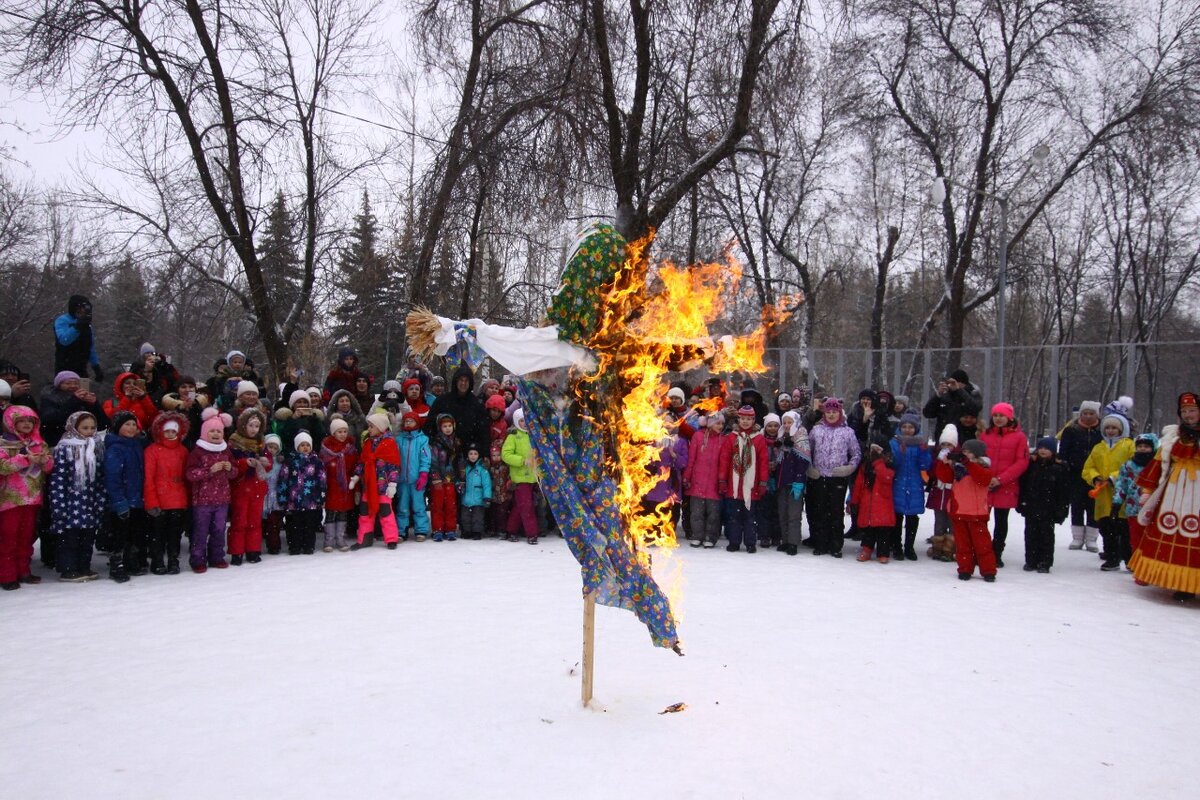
[132,343,181,405]
[53,295,103,381]
[37,371,107,447]
[102,371,160,432]
[0,360,36,410]
[922,369,983,442]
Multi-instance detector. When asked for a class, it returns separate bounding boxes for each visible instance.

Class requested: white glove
[348,476,359,490]
[385,483,397,499]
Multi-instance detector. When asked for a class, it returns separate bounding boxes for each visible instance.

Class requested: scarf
[321,437,358,491]
[730,430,758,505]
[196,439,228,453]
[361,434,401,515]
[58,434,100,491]
[1133,451,1153,467]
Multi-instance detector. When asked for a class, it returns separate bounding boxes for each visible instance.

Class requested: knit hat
[237,380,259,396]
[294,432,313,449]
[764,413,781,427]
[436,413,456,427]
[265,434,282,450]
[737,405,757,418]
[893,394,910,409]
[110,410,139,432]
[962,439,987,458]
[465,442,482,456]
[383,380,402,393]
[991,402,1015,419]
[162,420,180,434]
[305,386,323,400]
[899,410,922,431]
[1101,413,1129,438]
[366,412,391,434]
[139,342,155,356]
[1078,400,1101,415]
[486,393,507,412]
[200,407,231,439]
[1035,436,1057,454]
[858,388,877,402]
[513,408,526,431]
[330,417,350,435]
[822,397,843,412]
[667,387,686,404]
[226,349,246,363]
[1103,396,1134,421]
[1178,392,1198,413]
[938,425,959,447]
[0,379,9,398]
[53,370,81,388]
[289,389,310,408]
[947,369,970,384]
[401,410,421,429]
[431,376,446,386]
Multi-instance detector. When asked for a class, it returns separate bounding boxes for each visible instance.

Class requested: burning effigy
[406,222,796,653]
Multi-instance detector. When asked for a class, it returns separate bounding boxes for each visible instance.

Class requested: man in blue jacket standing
[54,295,104,381]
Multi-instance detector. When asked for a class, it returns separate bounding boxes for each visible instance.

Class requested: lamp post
[929,144,1049,400]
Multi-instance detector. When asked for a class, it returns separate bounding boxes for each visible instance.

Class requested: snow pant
[1128,517,1146,554]
[932,508,951,538]
[429,481,458,534]
[860,525,893,558]
[228,490,265,556]
[461,505,486,538]
[394,482,430,535]
[507,482,539,539]
[1068,479,1097,528]
[681,495,693,539]
[892,514,920,556]
[263,511,284,554]
[486,499,510,535]
[725,499,756,549]
[1023,517,1056,568]
[0,505,39,583]
[991,507,1011,560]
[777,488,805,546]
[1099,516,1130,566]
[807,476,849,554]
[38,497,55,567]
[690,496,722,544]
[953,516,996,577]
[754,490,779,544]
[191,504,228,567]
[56,527,96,576]
[151,509,186,569]
[286,510,322,553]
[357,504,399,544]
[324,510,350,549]
[112,509,149,573]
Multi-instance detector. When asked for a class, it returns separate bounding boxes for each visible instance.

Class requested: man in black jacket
[922,369,983,441]
[425,365,487,449]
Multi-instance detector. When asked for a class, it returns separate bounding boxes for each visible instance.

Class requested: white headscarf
[57,411,102,491]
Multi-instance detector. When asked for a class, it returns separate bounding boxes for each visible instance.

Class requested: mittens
[415,472,428,492]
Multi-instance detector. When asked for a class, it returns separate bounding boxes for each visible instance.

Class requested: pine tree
[99,253,156,369]
[259,191,307,333]
[334,189,397,376]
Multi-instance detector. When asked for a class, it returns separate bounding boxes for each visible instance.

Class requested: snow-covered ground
[2,516,1196,799]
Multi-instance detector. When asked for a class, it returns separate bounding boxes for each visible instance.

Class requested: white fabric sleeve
[431,316,597,376]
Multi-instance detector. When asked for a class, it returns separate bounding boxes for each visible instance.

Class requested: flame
[578,230,803,579]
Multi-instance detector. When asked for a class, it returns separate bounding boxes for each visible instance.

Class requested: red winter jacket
[102,371,159,432]
[977,423,1029,509]
[718,429,770,504]
[683,428,725,500]
[143,414,190,511]
[949,458,994,520]
[320,435,360,512]
[851,457,896,528]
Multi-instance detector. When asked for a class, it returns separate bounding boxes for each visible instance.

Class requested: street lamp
[929,143,1049,400]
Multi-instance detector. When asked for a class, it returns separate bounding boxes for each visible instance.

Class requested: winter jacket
[37,385,107,447]
[102,372,160,432]
[808,419,861,479]
[54,311,99,374]
[275,410,326,455]
[488,456,512,505]
[395,428,431,485]
[977,423,1029,510]
[890,436,932,516]
[718,429,769,505]
[1112,434,1159,518]
[502,428,537,484]
[425,365,487,452]
[1082,435,1135,520]
[320,436,360,512]
[0,406,52,511]
[775,424,812,489]
[103,431,147,515]
[277,451,328,511]
[143,413,190,511]
[848,404,894,450]
[160,391,207,448]
[229,431,270,512]
[644,435,689,505]
[948,458,994,520]
[851,456,896,528]
[1017,457,1071,523]
[323,360,365,404]
[430,426,462,483]
[49,433,107,534]
[1058,420,1103,478]
[355,433,401,516]
[327,390,367,444]
[922,383,983,440]
[461,460,494,507]
[185,443,235,506]
[683,428,725,500]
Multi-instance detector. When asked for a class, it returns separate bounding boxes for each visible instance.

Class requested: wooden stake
[581,590,596,706]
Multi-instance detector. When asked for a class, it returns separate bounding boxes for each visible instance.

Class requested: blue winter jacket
[49,442,107,533]
[890,437,932,516]
[460,460,493,507]
[103,432,146,514]
[394,429,431,484]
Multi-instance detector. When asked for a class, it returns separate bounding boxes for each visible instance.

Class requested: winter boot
[166,535,181,575]
[108,552,130,584]
[246,551,262,563]
[350,534,375,551]
[856,546,873,562]
[333,520,348,550]
[993,541,1005,569]
[1068,525,1085,549]
[150,557,167,576]
[1083,526,1099,553]
[323,522,338,551]
[904,531,918,561]
[230,554,243,566]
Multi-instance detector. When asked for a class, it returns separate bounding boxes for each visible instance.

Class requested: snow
[2,517,1197,799]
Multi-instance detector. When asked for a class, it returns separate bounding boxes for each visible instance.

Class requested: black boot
[166,559,180,575]
[230,554,244,566]
[109,552,130,584]
[150,556,167,575]
[992,542,1005,569]
[246,551,262,563]
[351,534,375,551]
[904,531,918,561]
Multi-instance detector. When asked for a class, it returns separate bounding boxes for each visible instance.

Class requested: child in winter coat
[1083,413,1135,571]
[1016,437,1071,573]
[102,371,159,432]
[805,397,861,558]
[685,413,726,548]
[502,408,540,544]
[486,394,508,447]
[853,439,897,562]
[393,411,432,542]
[926,425,959,561]
[774,411,811,555]
[717,406,770,553]
[185,408,236,572]
[949,438,997,581]
[890,410,932,561]
[261,434,285,553]
[143,412,191,574]
[755,413,782,548]
[277,432,328,555]
[227,408,272,565]
[486,440,511,537]
[459,442,493,540]
[429,412,462,541]
[978,402,1029,568]
[1112,432,1159,559]
[320,418,359,552]
[49,410,103,582]
[350,413,403,549]
[104,410,148,582]
[0,406,52,590]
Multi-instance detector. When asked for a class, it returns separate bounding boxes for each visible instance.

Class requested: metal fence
[768,340,1200,437]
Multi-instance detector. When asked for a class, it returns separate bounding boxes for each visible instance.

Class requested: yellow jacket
[1082,438,1135,519]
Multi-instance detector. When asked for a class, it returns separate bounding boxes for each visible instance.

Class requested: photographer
[132,343,181,405]
[0,360,36,409]
[922,368,983,442]
[53,295,104,380]
[37,371,107,446]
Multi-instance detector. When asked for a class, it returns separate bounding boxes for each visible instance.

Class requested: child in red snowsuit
[227,408,271,565]
[948,438,997,581]
[320,417,359,551]
[852,441,897,562]
[351,413,402,549]
[143,412,191,574]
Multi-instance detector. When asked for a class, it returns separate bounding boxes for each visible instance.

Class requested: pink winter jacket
[683,428,725,500]
[0,406,53,511]
[978,423,1029,509]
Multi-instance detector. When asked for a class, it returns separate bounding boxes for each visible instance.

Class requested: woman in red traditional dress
[1130,392,1200,601]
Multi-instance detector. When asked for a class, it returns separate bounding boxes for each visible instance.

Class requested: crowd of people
[1,294,1198,604]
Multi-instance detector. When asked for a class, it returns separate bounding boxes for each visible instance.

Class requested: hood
[338,346,358,369]
[329,389,365,418]
[151,411,191,445]
[740,388,763,407]
[485,394,507,412]
[3,404,43,440]
[234,407,268,439]
[112,370,139,397]
[1101,413,1130,440]
[450,365,475,397]
[1134,432,1160,451]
